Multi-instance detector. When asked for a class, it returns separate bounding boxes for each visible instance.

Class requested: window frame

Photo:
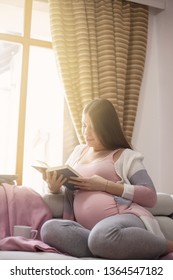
[0,0,52,184]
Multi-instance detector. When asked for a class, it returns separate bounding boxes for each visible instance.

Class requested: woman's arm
[68,147,156,208]
[122,169,157,208]
[117,149,157,208]
[69,149,157,208]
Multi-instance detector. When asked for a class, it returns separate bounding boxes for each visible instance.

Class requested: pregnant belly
[74,191,118,229]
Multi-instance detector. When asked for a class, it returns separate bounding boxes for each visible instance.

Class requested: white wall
[132,0,173,194]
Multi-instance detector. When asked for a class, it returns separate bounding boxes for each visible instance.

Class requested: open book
[32,161,80,191]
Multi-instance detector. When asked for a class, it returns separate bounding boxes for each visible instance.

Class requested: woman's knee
[87,215,138,258]
[88,219,120,258]
[41,219,92,257]
[41,219,62,243]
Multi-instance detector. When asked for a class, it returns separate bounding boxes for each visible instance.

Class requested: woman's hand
[69,175,108,192]
[43,171,67,193]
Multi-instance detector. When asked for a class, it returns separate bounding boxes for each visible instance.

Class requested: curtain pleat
[48,0,148,146]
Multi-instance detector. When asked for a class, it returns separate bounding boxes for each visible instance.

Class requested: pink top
[64,145,164,238]
[73,150,121,229]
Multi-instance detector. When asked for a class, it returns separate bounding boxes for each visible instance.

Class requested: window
[0,0,64,194]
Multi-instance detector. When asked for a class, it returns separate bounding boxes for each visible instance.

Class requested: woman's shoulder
[114,148,144,179]
[117,148,144,163]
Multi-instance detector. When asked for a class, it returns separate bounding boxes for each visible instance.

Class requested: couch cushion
[155,216,173,240]
[146,193,173,216]
[44,192,173,218]
[0,251,77,260]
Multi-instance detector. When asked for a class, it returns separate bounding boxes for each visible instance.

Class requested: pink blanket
[0,236,58,252]
[0,183,58,253]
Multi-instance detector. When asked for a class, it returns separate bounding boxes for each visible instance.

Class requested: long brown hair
[83,99,131,150]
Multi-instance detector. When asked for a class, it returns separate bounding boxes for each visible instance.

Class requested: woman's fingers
[69,175,107,191]
[46,171,67,188]
[69,177,83,183]
[68,176,89,189]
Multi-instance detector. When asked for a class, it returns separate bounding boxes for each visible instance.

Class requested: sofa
[0,190,173,260]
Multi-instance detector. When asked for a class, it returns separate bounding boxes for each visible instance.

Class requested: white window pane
[31,0,51,41]
[0,41,22,173]
[0,0,24,36]
[23,46,64,194]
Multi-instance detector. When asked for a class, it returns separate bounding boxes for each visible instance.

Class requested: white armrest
[155,216,173,241]
[146,193,173,216]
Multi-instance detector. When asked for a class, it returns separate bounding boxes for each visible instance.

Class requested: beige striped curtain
[48,0,148,153]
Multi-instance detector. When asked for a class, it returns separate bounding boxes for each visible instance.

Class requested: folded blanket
[0,236,59,253]
[0,183,56,252]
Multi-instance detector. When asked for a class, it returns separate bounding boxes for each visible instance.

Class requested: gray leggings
[41,214,166,259]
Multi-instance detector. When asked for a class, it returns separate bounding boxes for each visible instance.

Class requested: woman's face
[82,113,105,151]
